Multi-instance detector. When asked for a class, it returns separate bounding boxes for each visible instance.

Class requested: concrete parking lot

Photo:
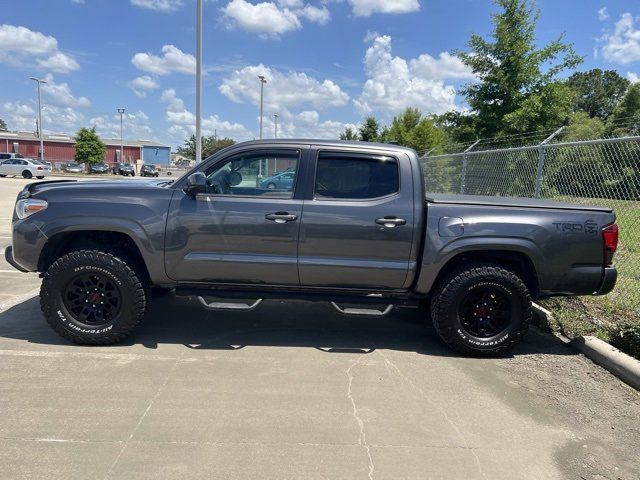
[0,176,638,480]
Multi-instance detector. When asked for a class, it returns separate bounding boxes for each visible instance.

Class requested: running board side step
[330,302,393,316]
[197,297,263,311]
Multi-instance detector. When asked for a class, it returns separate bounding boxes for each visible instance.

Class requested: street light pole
[117,108,125,163]
[29,77,47,161]
[258,75,267,139]
[274,114,278,139]
[195,0,203,163]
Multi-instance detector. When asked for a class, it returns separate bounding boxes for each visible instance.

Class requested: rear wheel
[430,264,531,356]
[40,250,147,345]
[36,176,44,179]
[22,170,32,179]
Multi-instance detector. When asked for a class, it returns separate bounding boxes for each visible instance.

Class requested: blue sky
[0,0,638,148]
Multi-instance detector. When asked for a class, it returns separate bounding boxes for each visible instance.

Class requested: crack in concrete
[377,350,488,480]
[102,350,184,480]
[347,359,375,480]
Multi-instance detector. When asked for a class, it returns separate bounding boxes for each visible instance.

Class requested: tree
[177,135,236,160]
[502,82,575,133]
[607,83,640,137]
[566,69,630,121]
[563,111,606,142]
[0,117,7,131]
[458,0,582,138]
[432,111,479,145]
[74,127,105,165]
[358,117,380,142]
[384,108,447,154]
[339,126,358,140]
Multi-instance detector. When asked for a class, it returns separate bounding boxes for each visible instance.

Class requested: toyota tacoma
[5,140,618,355]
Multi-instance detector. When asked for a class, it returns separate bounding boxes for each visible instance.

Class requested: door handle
[375,217,407,228]
[265,212,298,224]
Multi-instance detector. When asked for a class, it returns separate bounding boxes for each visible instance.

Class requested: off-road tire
[430,263,532,357]
[40,250,147,345]
[22,170,32,179]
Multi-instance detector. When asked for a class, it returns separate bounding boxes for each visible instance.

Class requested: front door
[165,149,303,285]
[298,149,415,290]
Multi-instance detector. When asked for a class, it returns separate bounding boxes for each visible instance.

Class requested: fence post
[460,140,480,194]
[535,126,565,198]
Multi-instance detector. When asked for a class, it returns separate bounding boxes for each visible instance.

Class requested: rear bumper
[4,246,29,273]
[595,267,617,296]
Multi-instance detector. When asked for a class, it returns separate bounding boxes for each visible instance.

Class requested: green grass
[540,197,640,359]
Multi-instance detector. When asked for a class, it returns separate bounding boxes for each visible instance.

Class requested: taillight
[37,166,43,170]
[602,223,618,266]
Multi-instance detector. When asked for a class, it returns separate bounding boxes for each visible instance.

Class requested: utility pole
[274,114,278,139]
[117,108,125,163]
[195,0,203,163]
[29,77,47,161]
[258,75,267,139]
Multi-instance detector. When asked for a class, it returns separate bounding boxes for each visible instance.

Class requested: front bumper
[595,267,617,296]
[4,246,29,273]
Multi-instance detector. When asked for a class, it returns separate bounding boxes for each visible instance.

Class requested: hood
[20,179,166,198]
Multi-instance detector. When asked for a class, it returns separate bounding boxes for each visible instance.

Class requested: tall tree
[458,0,582,138]
[567,69,630,120]
[0,117,7,131]
[503,82,575,133]
[74,127,105,165]
[358,117,381,142]
[177,134,236,160]
[339,126,358,140]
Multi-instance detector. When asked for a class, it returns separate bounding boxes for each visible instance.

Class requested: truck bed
[425,193,613,213]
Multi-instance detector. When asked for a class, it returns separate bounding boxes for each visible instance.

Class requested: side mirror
[184,172,207,197]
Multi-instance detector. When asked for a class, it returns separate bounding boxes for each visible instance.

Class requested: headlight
[15,199,48,219]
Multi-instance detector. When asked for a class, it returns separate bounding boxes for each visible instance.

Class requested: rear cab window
[314,151,400,200]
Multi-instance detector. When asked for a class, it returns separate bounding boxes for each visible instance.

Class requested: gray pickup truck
[6,140,619,356]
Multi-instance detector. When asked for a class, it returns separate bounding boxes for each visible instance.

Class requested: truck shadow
[0,294,575,359]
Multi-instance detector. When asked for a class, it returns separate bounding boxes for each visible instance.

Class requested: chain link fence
[422,134,640,317]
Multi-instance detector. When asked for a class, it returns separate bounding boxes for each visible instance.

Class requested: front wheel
[430,264,531,356]
[40,250,147,345]
[266,183,276,189]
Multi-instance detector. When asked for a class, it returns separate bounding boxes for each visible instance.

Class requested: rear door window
[314,152,399,200]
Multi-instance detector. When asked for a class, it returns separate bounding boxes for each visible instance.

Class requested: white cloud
[409,52,475,81]
[628,72,639,83]
[600,13,640,64]
[0,100,86,134]
[41,74,91,108]
[0,24,79,74]
[348,0,419,17]
[130,0,183,12]
[161,89,253,141]
[354,34,468,118]
[128,75,160,97]
[131,45,196,75]
[90,110,154,140]
[36,52,80,74]
[222,0,302,37]
[220,64,349,112]
[298,4,330,24]
[598,7,609,21]
[264,109,356,139]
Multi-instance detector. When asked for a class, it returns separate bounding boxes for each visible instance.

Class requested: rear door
[298,148,416,289]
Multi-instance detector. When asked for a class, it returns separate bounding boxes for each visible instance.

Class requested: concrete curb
[532,303,640,391]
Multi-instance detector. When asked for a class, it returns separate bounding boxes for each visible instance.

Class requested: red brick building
[0,131,171,168]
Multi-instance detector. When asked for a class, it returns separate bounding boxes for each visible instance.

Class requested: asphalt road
[0,176,638,480]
